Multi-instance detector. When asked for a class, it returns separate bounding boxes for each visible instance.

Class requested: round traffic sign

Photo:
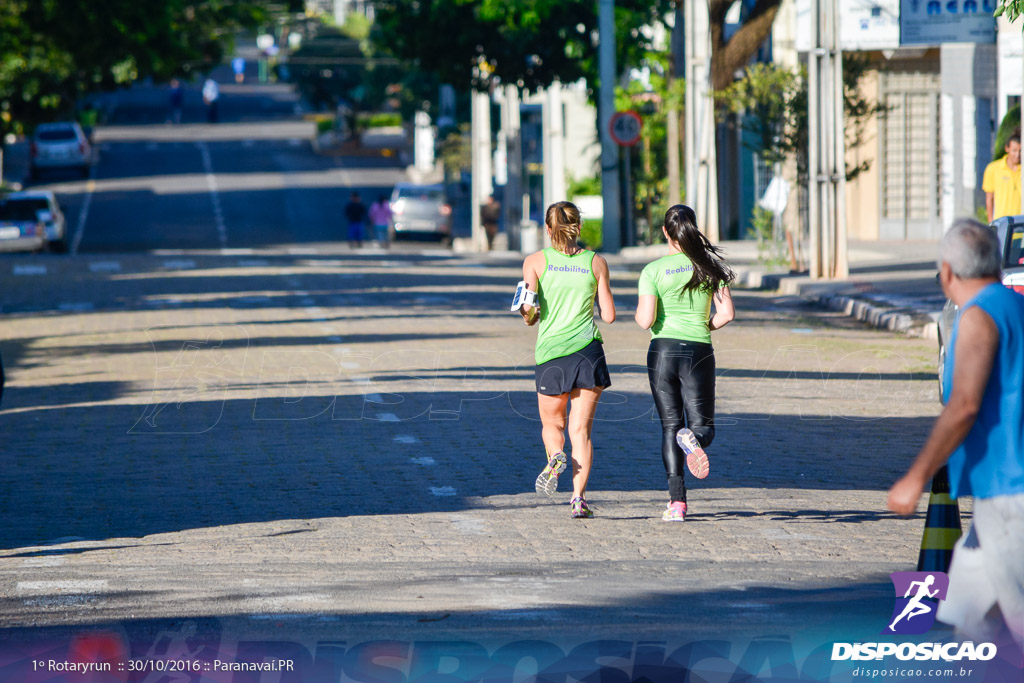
[609,111,642,147]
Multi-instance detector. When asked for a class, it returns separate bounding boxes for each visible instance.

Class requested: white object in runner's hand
[511,280,538,312]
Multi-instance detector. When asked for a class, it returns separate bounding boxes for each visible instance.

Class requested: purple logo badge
[883,571,949,635]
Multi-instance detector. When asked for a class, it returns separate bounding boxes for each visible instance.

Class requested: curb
[734,265,940,340]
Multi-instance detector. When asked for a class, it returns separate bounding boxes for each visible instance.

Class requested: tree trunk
[709,0,783,92]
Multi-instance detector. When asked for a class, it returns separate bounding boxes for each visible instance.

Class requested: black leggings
[646,338,716,501]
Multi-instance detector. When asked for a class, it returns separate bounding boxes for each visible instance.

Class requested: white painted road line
[88,261,121,273]
[394,435,420,444]
[429,486,457,496]
[411,457,436,466]
[13,265,47,275]
[161,259,196,269]
[17,580,108,592]
[377,413,399,422]
[21,557,66,567]
[58,302,94,312]
[197,141,227,248]
[70,175,95,255]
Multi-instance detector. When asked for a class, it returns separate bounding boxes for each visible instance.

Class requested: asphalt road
[9,79,428,254]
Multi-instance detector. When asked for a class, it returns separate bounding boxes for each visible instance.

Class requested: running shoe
[535,451,567,496]
[570,496,593,519]
[662,501,687,522]
[676,428,710,479]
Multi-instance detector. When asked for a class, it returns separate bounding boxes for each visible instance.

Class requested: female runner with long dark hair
[635,205,735,521]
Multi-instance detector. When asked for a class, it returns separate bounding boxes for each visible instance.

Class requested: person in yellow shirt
[983,133,1021,222]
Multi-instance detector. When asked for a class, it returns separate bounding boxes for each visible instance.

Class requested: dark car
[937,215,1024,402]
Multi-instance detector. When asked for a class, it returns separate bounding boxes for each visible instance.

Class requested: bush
[749,206,788,268]
[994,104,1020,161]
[579,218,603,250]
[316,117,335,133]
[358,112,402,129]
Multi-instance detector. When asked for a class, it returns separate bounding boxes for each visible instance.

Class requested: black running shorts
[534,339,611,396]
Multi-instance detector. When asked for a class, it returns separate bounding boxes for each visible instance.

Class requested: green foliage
[315,116,335,133]
[749,206,788,267]
[612,50,683,244]
[0,0,301,140]
[371,0,671,94]
[567,175,602,197]
[579,218,603,250]
[995,0,1024,23]
[994,104,1020,160]
[358,112,403,129]
[438,124,471,183]
[715,54,885,183]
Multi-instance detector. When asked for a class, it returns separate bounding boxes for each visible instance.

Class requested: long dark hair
[663,204,734,295]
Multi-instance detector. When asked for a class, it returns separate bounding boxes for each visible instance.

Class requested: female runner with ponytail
[635,205,735,521]
[519,201,616,518]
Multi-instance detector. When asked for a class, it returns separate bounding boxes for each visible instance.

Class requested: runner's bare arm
[593,254,616,323]
[887,306,998,515]
[709,286,735,330]
[635,294,656,330]
[520,251,543,325]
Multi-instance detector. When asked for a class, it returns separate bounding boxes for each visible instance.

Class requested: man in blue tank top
[889,218,1024,652]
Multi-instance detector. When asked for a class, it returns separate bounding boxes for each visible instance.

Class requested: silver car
[937,215,1024,402]
[29,122,94,179]
[0,195,46,252]
[389,183,452,242]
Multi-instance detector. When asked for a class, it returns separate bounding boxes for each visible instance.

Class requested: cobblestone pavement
[0,249,952,644]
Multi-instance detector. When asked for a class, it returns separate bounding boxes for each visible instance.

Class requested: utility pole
[684,0,719,240]
[499,85,523,250]
[598,0,621,252]
[471,84,493,252]
[543,81,566,215]
[808,0,848,278]
[666,0,683,207]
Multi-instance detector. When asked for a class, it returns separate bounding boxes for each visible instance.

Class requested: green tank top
[637,252,712,342]
[535,248,603,364]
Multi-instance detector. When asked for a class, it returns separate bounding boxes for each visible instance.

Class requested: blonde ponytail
[545,201,582,254]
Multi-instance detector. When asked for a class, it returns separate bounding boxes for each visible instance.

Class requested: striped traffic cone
[916,465,962,573]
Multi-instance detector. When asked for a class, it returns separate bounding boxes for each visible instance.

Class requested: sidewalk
[618,239,944,339]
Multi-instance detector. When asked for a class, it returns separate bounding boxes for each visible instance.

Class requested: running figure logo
[884,571,949,635]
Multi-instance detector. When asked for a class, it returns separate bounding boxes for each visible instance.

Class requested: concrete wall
[845,67,880,241]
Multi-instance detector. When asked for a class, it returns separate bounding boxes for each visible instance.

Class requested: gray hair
[938,218,1002,279]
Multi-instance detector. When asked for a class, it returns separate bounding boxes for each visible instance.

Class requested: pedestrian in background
[202,78,219,123]
[519,201,615,519]
[888,218,1024,654]
[344,192,367,249]
[480,195,500,250]
[983,131,1020,222]
[168,79,184,124]
[368,194,392,248]
[231,57,245,84]
[635,204,735,522]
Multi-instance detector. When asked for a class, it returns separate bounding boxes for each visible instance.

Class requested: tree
[995,0,1024,23]
[709,0,783,91]
[371,0,670,94]
[0,0,302,140]
[715,54,885,183]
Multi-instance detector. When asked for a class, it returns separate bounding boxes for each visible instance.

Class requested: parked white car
[29,122,94,179]
[0,191,67,253]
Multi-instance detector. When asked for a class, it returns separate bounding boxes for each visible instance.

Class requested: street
[0,81,981,680]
